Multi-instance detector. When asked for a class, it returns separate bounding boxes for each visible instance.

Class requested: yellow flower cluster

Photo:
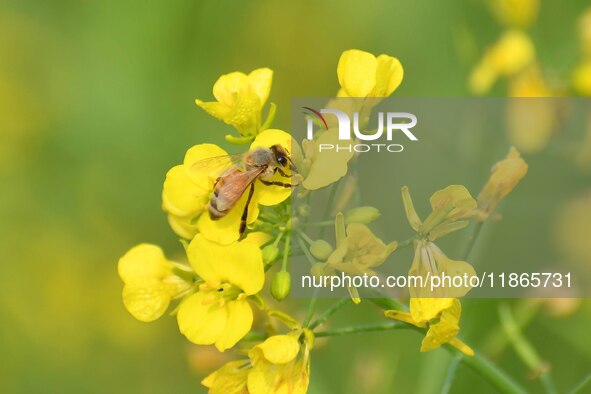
[117,45,531,393]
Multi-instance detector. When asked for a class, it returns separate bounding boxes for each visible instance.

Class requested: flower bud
[345,206,381,225]
[262,245,279,264]
[310,240,333,261]
[271,271,291,301]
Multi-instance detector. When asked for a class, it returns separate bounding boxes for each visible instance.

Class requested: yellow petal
[215,299,254,352]
[302,129,354,190]
[122,279,171,322]
[118,244,171,283]
[250,129,299,206]
[184,143,229,183]
[212,71,249,106]
[420,299,461,352]
[370,54,403,97]
[337,49,378,97]
[401,186,422,231]
[251,334,300,364]
[248,68,273,104]
[162,164,209,217]
[384,310,424,328]
[177,292,228,346]
[187,235,264,295]
[201,360,250,394]
[166,213,199,240]
[197,190,261,245]
[450,338,474,356]
[242,231,273,247]
[410,298,455,323]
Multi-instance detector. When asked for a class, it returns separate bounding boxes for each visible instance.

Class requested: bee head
[271,145,297,172]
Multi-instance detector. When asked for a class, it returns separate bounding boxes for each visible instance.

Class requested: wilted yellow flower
[409,240,476,298]
[326,223,398,277]
[469,30,535,95]
[488,0,539,29]
[300,129,355,190]
[247,333,311,394]
[402,185,477,240]
[118,244,193,322]
[337,49,403,98]
[177,235,264,351]
[474,147,528,220]
[196,68,273,141]
[385,298,473,355]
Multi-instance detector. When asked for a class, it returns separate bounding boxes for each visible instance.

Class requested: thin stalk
[309,298,350,330]
[314,321,407,338]
[463,221,484,260]
[441,356,462,394]
[569,372,591,394]
[498,303,557,394]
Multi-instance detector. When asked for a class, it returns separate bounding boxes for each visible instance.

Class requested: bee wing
[212,166,265,213]
[189,153,245,179]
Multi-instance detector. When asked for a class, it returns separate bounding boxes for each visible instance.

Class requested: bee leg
[260,179,299,188]
[275,167,292,178]
[239,183,256,237]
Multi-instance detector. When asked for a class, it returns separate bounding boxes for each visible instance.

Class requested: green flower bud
[262,245,279,264]
[271,271,291,301]
[345,206,381,225]
[297,204,311,218]
[310,240,333,260]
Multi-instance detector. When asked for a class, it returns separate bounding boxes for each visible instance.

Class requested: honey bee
[192,145,300,236]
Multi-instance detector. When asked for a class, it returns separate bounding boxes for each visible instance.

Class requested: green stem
[569,372,591,394]
[441,356,461,394]
[309,298,350,330]
[303,290,318,327]
[397,236,416,250]
[314,321,407,338]
[457,349,527,394]
[498,303,557,394]
[281,232,290,271]
[463,221,484,260]
[318,182,339,239]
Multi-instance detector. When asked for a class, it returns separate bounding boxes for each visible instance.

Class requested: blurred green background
[1,0,591,393]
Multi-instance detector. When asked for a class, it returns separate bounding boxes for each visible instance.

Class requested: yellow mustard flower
[326,223,398,277]
[196,68,273,142]
[488,0,539,29]
[474,147,528,220]
[247,333,311,394]
[337,49,404,98]
[118,244,193,322]
[401,185,477,240]
[385,298,474,356]
[201,360,250,394]
[409,240,476,298]
[469,30,535,95]
[202,332,312,394]
[300,129,355,190]
[177,235,264,351]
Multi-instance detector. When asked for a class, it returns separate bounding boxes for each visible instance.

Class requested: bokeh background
[1,0,591,393]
